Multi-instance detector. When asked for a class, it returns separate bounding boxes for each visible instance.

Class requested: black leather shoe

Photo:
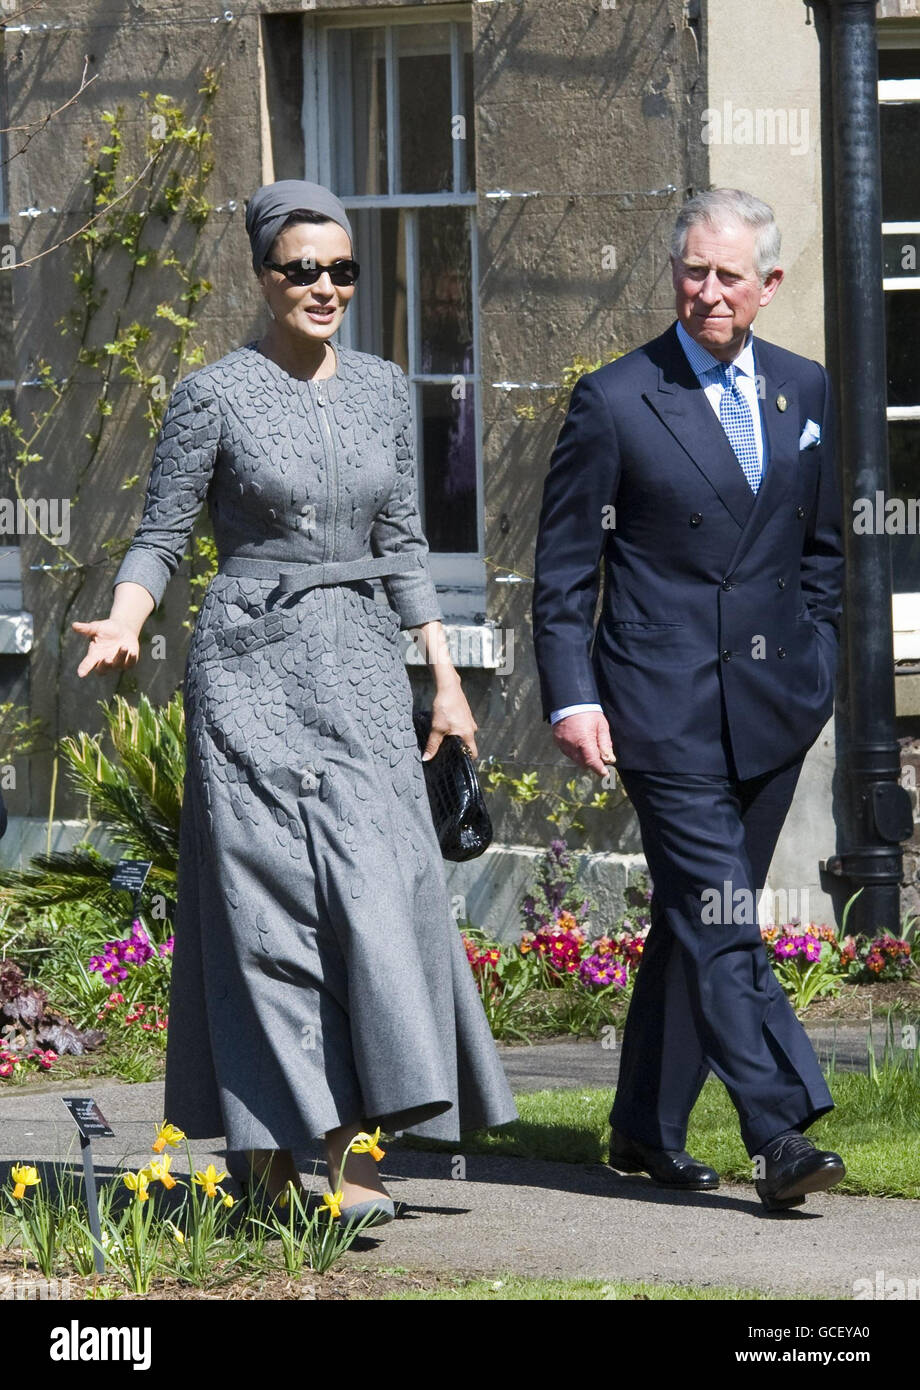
[754,1130,845,1211]
[608,1128,720,1190]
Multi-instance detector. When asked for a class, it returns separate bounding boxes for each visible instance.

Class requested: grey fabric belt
[218,551,423,595]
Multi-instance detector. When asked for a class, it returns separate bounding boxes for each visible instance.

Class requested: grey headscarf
[244,179,355,276]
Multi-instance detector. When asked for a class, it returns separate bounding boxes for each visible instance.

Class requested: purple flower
[120,940,153,965]
[159,937,174,956]
[549,839,570,868]
[579,954,628,991]
[89,955,128,984]
[88,921,159,978]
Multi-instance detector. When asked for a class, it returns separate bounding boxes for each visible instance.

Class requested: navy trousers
[610,750,834,1158]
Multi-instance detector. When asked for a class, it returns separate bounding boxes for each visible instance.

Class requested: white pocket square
[799,419,821,450]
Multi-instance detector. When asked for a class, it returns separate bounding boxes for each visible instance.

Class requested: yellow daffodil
[165,1220,185,1245]
[122,1170,150,1203]
[143,1153,177,1189]
[152,1121,186,1153]
[350,1127,386,1161]
[222,1193,235,1208]
[193,1164,228,1199]
[10,1164,40,1200]
[322,1189,344,1219]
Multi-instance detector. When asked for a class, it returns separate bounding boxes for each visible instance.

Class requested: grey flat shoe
[338,1196,395,1229]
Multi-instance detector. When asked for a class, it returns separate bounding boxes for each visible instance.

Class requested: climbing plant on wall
[0,71,223,842]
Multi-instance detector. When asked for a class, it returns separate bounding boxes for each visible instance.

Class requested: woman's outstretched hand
[72,618,141,677]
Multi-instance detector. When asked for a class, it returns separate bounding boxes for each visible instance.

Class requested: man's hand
[552,710,616,777]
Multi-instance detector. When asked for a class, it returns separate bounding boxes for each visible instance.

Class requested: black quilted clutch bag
[412,709,493,861]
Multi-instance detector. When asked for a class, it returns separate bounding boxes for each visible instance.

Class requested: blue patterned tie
[718,362,761,494]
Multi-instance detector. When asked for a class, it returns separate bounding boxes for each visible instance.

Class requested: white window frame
[879,61,920,656]
[301,6,485,620]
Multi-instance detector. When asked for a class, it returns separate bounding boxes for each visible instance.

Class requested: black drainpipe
[818,0,914,932]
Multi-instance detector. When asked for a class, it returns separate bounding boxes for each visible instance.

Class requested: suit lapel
[643,325,757,531]
[642,325,801,566]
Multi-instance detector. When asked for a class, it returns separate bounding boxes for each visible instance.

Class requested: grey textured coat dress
[111,340,518,1148]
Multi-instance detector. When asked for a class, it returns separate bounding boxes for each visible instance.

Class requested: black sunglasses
[262,258,360,287]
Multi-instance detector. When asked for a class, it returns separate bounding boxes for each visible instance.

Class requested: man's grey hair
[670,189,782,282]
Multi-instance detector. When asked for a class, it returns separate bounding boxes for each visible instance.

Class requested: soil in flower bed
[793,979,920,1023]
[0,1248,460,1300]
[0,1051,165,1094]
[493,980,920,1042]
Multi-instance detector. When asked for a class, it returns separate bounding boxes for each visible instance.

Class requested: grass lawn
[394,1064,920,1199]
[373,1271,816,1300]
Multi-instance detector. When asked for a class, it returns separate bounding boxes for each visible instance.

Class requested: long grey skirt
[162,573,518,1148]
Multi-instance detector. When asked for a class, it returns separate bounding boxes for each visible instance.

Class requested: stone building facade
[0,0,917,934]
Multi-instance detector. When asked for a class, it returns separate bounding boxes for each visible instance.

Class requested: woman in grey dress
[74,179,517,1223]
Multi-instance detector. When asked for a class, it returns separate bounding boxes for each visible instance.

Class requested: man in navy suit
[532,189,846,1211]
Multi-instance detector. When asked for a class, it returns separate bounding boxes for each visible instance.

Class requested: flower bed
[0,848,916,1073]
[458,841,917,1035]
[0,915,172,1084]
[2,1122,389,1293]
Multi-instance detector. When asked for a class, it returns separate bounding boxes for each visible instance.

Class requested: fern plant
[0,691,185,925]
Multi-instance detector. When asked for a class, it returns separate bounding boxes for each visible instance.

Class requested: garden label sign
[109,859,152,894]
[110,858,152,925]
[62,1098,115,1274]
[62,1097,115,1140]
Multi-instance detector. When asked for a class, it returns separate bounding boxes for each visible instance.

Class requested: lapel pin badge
[776,394,788,412]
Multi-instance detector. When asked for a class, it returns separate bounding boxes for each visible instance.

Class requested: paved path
[1,1025,915,1297]
[498,1022,891,1092]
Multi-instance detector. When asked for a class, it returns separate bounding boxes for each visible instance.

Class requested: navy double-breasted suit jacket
[531,322,845,780]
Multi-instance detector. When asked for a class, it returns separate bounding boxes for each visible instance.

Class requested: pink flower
[26,1048,56,1071]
